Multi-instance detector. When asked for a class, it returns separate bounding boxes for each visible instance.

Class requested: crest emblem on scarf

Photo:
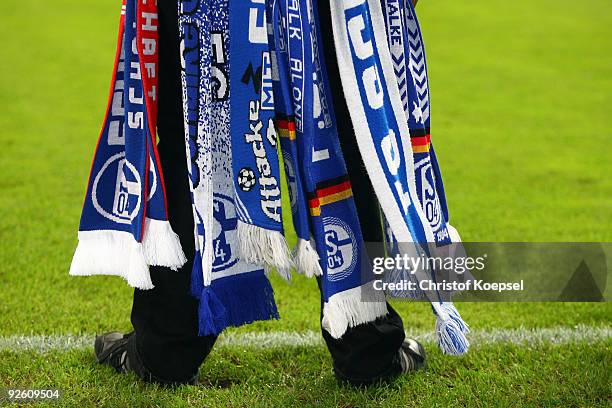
[323,217,358,282]
[212,193,239,272]
[415,156,442,232]
[92,153,141,224]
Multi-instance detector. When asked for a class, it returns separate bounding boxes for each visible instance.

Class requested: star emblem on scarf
[412,102,424,124]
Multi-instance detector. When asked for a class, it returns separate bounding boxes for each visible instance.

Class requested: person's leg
[97,0,216,386]
[317,276,406,385]
[315,0,425,386]
[129,0,219,384]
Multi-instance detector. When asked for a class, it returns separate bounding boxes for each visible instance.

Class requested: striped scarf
[330,0,469,354]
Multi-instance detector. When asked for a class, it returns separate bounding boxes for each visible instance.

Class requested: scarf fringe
[190,252,205,299]
[211,272,279,329]
[191,256,279,336]
[236,221,293,280]
[126,242,154,290]
[69,230,153,290]
[197,286,228,336]
[322,286,388,339]
[433,302,470,356]
[385,267,425,300]
[142,218,187,271]
[293,238,322,278]
[190,257,226,336]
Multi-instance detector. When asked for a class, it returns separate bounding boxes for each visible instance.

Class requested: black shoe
[94,331,134,374]
[399,337,426,373]
[94,331,199,386]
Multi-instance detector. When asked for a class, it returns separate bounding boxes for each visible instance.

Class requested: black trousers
[129,0,405,386]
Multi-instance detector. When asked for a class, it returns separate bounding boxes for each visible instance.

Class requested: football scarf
[70,0,186,289]
[229,0,293,277]
[178,0,279,336]
[330,0,469,354]
[268,0,388,338]
[382,0,458,246]
[267,0,322,279]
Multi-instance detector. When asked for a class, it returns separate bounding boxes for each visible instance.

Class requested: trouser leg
[318,293,406,386]
[315,161,406,387]
[128,0,216,385]
[316,0,406,385]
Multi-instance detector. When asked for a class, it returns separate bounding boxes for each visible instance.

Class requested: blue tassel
[191,252,228,336]
[434,302,470,356]
[190,252,204,299]
[211,271,279,327]
[197,286,228,336]
[193,269,278,337]
[443,302,470,334]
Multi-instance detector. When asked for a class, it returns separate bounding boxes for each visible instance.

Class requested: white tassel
[69,230,154,290]
[126,241,154,290]
[293,238,322,278]
[385,266,425,299]
[389,242,426,299]
[236,221,293,280]
[432,302,470,355]
[142,218,187,271]
[70,231,133,279]
[322,285,388,339]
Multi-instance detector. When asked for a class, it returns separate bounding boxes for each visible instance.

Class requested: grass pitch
[0,0,611,406]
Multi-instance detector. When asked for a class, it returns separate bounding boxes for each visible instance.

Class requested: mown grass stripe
[0,325,609,353]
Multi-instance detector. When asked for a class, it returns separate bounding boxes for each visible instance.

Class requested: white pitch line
[0,325,609,354]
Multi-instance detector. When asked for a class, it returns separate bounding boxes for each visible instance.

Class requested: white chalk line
[0,325,609,353]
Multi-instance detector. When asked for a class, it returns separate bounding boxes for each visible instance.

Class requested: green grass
[0,0,611,406]
[1,341,610,407]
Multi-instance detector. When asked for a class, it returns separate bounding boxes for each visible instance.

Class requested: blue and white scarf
[178,0,279,335]
[330,0,470,354]
[269,0,388,338]
[267,0,322,278]
[383,0,469,355]
[229,1,293,277]
[70,0,186,289]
